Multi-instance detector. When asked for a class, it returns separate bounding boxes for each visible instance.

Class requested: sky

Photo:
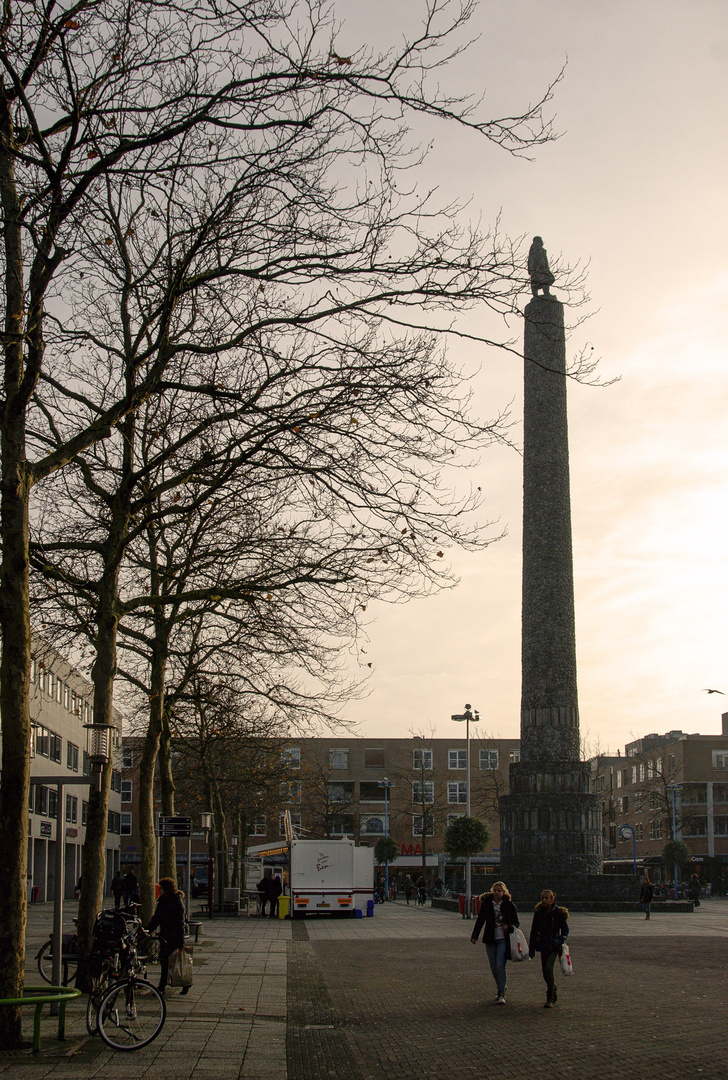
[333,0,728,752]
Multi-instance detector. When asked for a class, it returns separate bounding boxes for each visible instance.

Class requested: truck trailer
[289,837,374,916]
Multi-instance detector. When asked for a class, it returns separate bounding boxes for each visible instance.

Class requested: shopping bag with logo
[559,943,573,976]
[510,926,530,962]
[169,946,194,987]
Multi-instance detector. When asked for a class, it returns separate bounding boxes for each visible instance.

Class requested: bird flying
[702,688,725,695]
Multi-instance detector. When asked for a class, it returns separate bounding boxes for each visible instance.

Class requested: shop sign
[40,822,52,836]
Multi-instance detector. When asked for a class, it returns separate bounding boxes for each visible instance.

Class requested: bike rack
[0,985,82,1053]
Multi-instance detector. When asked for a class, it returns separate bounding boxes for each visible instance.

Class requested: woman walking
[147,877,188,995]
[639,874,654,920]
[470,881,520,1005]
[528,889,569,1008]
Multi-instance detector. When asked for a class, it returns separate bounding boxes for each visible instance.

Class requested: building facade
[589,716,728,890]
[26,637,123,901]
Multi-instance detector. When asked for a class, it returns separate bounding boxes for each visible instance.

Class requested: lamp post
[200,812,214,918]
[34,722,113,1008]
[380,777,394,899]
[618,824,637,876]
[451,704,480,918]
[666,784,682,900]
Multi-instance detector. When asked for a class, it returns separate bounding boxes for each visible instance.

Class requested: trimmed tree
[444,816,491,861]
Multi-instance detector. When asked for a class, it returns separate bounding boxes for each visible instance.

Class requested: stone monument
[498,242,602,879]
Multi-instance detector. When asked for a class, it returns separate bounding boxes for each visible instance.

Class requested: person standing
[403,876,414,905]
[147,877,188,995]
[528,889,569,1008]
[470,881,520,1005]
[689,873,702,907]
[122,868,138,908]
[639,874,654,920]
[111,871,124,910]
[270,874,283,919]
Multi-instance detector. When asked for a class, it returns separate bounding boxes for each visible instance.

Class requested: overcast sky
[334,0,728,752]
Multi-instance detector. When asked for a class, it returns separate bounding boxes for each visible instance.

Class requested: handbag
[169,946,194,987]
[559,943,573,976]
[509,926,530,962]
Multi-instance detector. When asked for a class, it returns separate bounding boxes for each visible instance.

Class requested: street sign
[158,815,192,837]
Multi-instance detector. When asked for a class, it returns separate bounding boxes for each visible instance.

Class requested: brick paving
[7,897,728,1079]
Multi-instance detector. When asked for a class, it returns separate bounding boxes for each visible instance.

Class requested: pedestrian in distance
[111,871,124,910]
[689,873,702,907]
[270,874,283,919]
[639,873,654,920]
[122,868,138,908]
[147,877,188,995]
[470,881,520,1005]
[403,875,414,905]
[528,889,569,1009]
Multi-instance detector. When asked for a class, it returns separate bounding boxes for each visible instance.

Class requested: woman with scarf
[470,881,520,1005]
[528,888,569,1008]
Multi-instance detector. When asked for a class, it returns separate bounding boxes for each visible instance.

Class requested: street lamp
[379,777,394,899]
[451,703,480,919]
[200,812,214,918]
[34,722,112,1004]
[666,784,683,900]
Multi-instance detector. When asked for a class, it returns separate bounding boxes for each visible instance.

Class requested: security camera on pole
[451,705,480,918]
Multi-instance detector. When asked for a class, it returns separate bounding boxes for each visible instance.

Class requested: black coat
[470,894,519,960]
[528,904,569,956]
[148,891,186,950]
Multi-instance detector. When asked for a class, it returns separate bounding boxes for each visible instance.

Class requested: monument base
[472,872,640,910]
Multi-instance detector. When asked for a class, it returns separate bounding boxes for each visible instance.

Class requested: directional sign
[158,815,192,837]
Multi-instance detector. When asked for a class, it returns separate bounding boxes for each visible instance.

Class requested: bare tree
[1,0,572,1039]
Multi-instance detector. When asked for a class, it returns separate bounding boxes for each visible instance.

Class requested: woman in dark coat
[639,874,654,920]
[528,889,569,1008]
[147,877,188,994]
[470,881,520,1005]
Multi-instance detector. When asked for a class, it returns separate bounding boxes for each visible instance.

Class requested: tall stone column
[499,295,602,878]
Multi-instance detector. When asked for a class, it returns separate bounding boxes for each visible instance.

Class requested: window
[82,801,88,826]
[111,770,122,794]
[649,791,660,810]
[82,751,90,777]
[648,819,663,840]
[360,781,386,802]
[713,784,728,804]
[639,763,646,781]
[622,796,629,815]
[616,797,623,814]
[448,781,467,804]
[67,742,79,772]
[36,786,49,815]
[360,815,385,834]
[712,751,728,770]
[248,815,266,836]
[107,811,120,834]
[635,822,643,841]
[63,684,70,709]
[326,782,353,803]
[65,795,77,824]
[364,748,385,769]
[329,815,355,836]
[121,747,134,769]
[634,792,644,812]
[121,779,133,803]
[46,672,54,697]
[447,813,464,827]
[329,749,349,770]
[595,775,605,792]
[49,733,62,764]
[714,816,728,836]
[83,703,90,722]
[70,692,78,716]
[36,726,49,758]
[28,786,34,812]
[55,678,63,703]
[616,770,622,788]
[413,748,433,770]
[509,749,521,764]
[683,784,707,805]
[479,750,499,770]
[412,781,434,804]
[281,747,301,769]
[30,658,36,683]
[120,812,132,836]
[631,766,637,785]
[48,789,58,819]
[683,816,707,837]
[448,750,467,770]
[279,812,301,836]
[647,760,655,779]
[412,815,434,836]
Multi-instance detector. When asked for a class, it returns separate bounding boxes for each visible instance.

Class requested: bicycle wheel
[86,973,110,1036]
[37,940,53,983]
[97,977,166,1051]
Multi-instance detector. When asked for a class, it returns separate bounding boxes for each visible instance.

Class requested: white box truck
[289,838,374,916]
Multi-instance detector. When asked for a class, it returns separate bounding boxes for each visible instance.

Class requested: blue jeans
[485,939,507,995]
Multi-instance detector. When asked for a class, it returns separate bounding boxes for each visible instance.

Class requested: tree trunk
[138,721,161,925]
[0,103,32,1046]
[158,702,177,882]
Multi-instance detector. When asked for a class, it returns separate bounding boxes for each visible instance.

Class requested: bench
[187,921,203,943]
[0,985,82,1053]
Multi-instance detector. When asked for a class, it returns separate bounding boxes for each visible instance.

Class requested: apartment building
[589,714,728,890]
[26,637,123,901]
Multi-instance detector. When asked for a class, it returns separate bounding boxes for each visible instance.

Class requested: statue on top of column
[528,235,555,298]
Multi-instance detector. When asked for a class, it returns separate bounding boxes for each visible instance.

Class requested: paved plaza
[6,896,728,1079]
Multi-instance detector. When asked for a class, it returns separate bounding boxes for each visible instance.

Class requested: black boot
[544,990,553,1009]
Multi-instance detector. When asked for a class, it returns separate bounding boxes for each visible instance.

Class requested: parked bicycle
[36,921,80,986]
[85,908,166,1051]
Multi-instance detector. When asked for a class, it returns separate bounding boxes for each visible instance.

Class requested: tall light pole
[380,777,394,899]
[451,704,480,918]
[667,784,682,900]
